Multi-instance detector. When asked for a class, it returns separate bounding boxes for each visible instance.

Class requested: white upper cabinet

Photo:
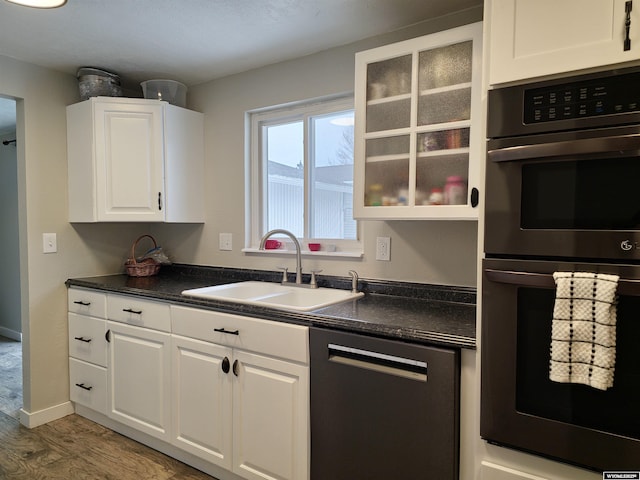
[67,97,204,223]
[489,0,640,85]
[353,22,483,220]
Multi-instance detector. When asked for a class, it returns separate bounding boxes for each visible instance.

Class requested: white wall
[153,7,483,288]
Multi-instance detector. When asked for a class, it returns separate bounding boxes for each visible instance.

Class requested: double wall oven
[481,67,640,472]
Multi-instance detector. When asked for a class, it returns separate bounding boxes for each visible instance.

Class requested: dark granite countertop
[66,264,476,349]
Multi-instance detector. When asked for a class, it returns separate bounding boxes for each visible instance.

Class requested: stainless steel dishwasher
[310,327,460,480]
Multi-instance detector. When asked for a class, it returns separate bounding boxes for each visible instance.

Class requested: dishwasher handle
[328,343,428,382]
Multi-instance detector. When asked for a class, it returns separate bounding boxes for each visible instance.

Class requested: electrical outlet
[219,233,233,251]
[43,233,57,253]
[376,236,390,261]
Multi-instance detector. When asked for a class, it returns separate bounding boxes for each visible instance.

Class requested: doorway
[0,96,23,420]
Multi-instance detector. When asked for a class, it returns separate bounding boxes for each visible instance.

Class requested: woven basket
[124,235,161,277]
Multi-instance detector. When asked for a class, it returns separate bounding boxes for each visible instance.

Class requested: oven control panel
[524,71,640,124]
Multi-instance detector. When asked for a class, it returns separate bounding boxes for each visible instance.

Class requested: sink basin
[182,281,363,312]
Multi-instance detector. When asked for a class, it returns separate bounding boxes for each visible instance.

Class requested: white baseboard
[19,401,75,428]
[0,326,22,341]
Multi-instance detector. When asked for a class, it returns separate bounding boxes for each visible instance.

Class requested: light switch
[43,233,57,253]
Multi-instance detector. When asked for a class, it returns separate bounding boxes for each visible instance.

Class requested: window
[248,96,359,252]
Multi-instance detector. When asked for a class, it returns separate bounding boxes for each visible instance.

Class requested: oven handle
[487,133,640,163]
[484,268,640,296]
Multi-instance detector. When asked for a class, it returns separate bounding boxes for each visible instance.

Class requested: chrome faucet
[348,270,359,293]
[259,229,303,284]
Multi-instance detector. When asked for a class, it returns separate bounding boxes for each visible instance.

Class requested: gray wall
[0,128,21,339]
[152,6,483,288]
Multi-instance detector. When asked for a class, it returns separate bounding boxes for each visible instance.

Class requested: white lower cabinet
[172,335,234,469]
[232,349,308,480]
[171,306,310,480]
[107,320,172,442]
[69,288,310,480]
[68,288,108,415]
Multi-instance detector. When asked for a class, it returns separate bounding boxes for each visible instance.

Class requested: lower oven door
[481,258,640,472]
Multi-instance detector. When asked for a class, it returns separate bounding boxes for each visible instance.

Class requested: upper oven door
[485,125,640,260]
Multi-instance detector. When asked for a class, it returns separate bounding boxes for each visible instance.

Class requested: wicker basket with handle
[124,235,161,277]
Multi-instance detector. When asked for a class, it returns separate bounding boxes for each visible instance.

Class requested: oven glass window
[515,288,640,440]
[521,156,640,230]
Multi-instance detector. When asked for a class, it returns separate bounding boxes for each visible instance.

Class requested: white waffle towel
[549,272,619,391]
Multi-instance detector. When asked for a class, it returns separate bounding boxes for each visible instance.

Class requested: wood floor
[0,412,218,479]
[0,337,217,479]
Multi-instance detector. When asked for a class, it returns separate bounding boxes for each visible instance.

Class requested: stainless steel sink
[182,281,363,312]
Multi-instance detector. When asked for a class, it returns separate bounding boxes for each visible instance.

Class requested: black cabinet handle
[232,359,240,377]
[105,329,111,343]
[222,356,230,374]
[74,336,92,343]
[122,308,142,315]
[214,328,239,336]
[73,300,91,306]
[75,383,93,391]
[158,192,162,211]
[470,187,479,208]
[625,1,633,51]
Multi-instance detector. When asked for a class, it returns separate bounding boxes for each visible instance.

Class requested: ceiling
[0,0,482,133]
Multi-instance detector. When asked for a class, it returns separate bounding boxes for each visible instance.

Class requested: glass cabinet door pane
[416,127,469,205]
[366,135,410,157]
[418,41,472,126]
[417,127,469,153]
[416,154,469,206]
[364,135,410,206]
[419,41,472,90]
[418,89,471,126]
[366,55,412,133]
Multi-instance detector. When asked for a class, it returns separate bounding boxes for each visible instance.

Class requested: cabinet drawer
[69,357,107,415]
[68,288,107,319]
[171,306,309,364]
[68,313,107,367]
[107,294,171,332]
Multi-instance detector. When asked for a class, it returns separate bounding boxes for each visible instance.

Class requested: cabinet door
[489,0,640,85]
[94,101,165,221]
[232,350,309,480]
[354,22,482,220]
[172,335,233,469]
[107,321,171,441]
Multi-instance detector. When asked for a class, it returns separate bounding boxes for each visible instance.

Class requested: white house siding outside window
[248,96,360,253]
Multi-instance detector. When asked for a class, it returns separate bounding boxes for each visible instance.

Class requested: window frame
[246,95,361,255]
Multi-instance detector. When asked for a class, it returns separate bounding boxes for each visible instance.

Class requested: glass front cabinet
[354,22,483,220]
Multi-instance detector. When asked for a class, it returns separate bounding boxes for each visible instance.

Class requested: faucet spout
[259,229,303,284]
[348,270,359,293]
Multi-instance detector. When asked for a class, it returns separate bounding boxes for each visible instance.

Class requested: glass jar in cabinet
[354,22,482,220]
